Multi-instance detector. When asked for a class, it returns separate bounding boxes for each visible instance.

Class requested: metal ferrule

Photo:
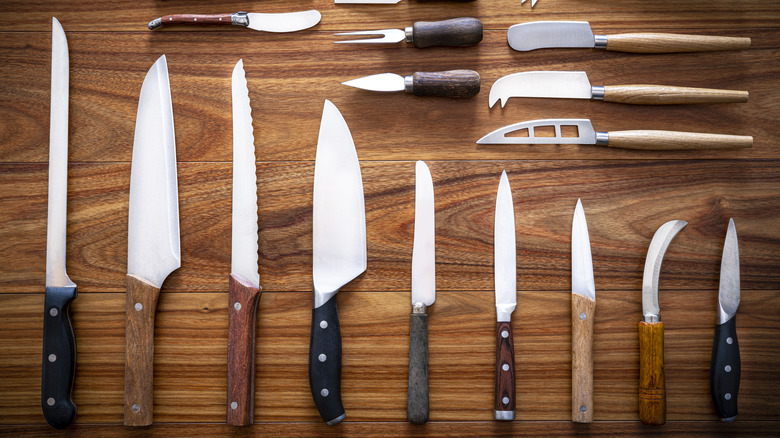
[595,132,609,146]
[148,18,162,30]
[495,410,515,421]
[412,302,427,314]
[594,35,608,49]
[404,26,414,44]
[643,313,661,323]
[232,12,249,27]
[404,75,414,94]
[591,86,605,100]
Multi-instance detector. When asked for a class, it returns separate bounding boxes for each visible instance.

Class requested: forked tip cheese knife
[571,199,595,423]
[148,10,321,32]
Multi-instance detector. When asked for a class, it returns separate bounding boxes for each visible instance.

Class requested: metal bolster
[232,12,249,27]
[148,18,162,30]
[404,26,414,44]
[404,75,414,94]
[594,35,608,49]
[412,302,427,314]
[595,131,609,146]
[643,313,661,323]
[495,410,515,421]
[591,86,605,100]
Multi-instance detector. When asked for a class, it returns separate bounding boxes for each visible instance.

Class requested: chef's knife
[407,160,435,425]
[336,0,476,4]
[124,55,181,427]
[148,10,321,32]
[335,17,482,48]
[42,17,77,430]
[493,171,516,421]
[711,219,740,422]
[508,21,751,53]
[342,70,480,98]
[489,71,749,108]
[571,199,595,423]
[226,59,262,427]
[639,220,687,425]
[310,100,367,425]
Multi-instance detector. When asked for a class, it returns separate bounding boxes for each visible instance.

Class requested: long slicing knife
[42,17,77,430]
[124,55,181,427]
[148,10,321,32]
[407,160,435,425]
[226,59,262,427]
[309,100,367,425]
[493,171,517,421]
[711,219,740,422]
[571,199,595,423]
[638,220,687,425]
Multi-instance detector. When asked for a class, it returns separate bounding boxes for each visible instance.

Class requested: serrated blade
[508,21,595,51]
[718,219,740,323]
[489,71,593,108]
[476,119,597,145]
[572,199,595,300]
[246,10,321,32]
[642,220,687,317]
[412,161,435,307]
[495,171,517,322]
[342,73,405,92]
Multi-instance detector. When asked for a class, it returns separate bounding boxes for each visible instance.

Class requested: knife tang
[638,320,665,425]
[606,131,753,150]
[602,85,748,105]
[711,316,740,421]
[411,17,482,48]
[407,307,429,424]
[227,274,262,426]
[309,297,345,425]
[494,321,516,419]
[410,70,480,98]
[604,33,751,53]
[41,285,78,429]
[571,294,594,423]
[149,13,234,30]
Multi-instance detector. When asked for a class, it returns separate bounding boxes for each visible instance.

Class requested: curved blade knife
[571,199,595,423]
[148,10,321,32]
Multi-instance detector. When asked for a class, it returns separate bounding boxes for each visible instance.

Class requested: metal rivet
[502,397,509,405]
[231,402,238,410]
[580,312,587,320]
[319,354,327,362]
[502,364,509,371]
[727,337,733,345]
[724,393,732,400]
[321,388,329,397]
[234,302,242,311]
[501,330,509,338]
[132,403,140,412]
[580,405,587,413]
[725,365,732,372]
[193,18,197,21]
[135,303,143,311]
[49,308,59,317]
[320,320,328,329]
[47,397,55,406]
[48,354,57,362]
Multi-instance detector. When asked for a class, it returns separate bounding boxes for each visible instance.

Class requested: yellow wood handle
[607,131,753,150]
[606,33,751,53]
[639,321,665,425]
[572,294,595,423]
[603,85,748,105]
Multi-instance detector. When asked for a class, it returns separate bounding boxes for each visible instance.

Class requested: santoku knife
[342,70,480,98]
[148,10,321,32]
[336,0,476,4]
[124,55,181,427]
[335,18,482,48]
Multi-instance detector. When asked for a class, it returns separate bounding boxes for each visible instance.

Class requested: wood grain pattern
[494,321,515,419]
[607,131,753,150]
[638,321,666,425]
[226,273,261,426]
[606,33,751,53]
[410,17,483,48]
[602,85,749,105]
[571,294,595,423]
[154,14,234,29]
[410,70,480,98]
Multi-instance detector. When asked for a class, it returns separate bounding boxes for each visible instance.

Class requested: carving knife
[638,220,687,425]
[407,160,435,425]
[493,171,516,421]
[508,21,751,53]
[489,71,749,108]
[341,70,480,98]
[711,219,740,422]
[309,100,367,425]
[148,10,321,32]
[571,199,595,423]
[42,17,77,430]
[335,1,476,4]
[226,59,262,427]
[124,55,181,427]
[334,18,482,48]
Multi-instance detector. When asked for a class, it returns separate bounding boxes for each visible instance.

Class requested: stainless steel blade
[334,29,407,44]
[127,55,181,288]
[476,119,597,145]
[312,100,367,307]
[494,171,517,322]
[572,199,595,301]
[718,219,740,323]
[412,161,435,307]
[342,73,405,92]
[508,21,595,51]
[247,10,321,32]
[489,71,593,108]
[642,220,687,318]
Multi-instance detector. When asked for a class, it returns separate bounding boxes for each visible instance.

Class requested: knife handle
[149,13,234,30]
[308,297,345,425]
[711,316,740,421]
[604,33,751,53]
[407,311,429,424]
[494,321,515,420]
[411,18,482,48]
[571,294,595,423]
[606,131,753,150]
[41,285,78,429]
[226,274,262,426]
[638,320,665,425]
[124,274,161,426]
[602,85,748,105]
[410,70,480,98]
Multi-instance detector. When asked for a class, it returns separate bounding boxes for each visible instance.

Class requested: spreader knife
[148,10,321,32]
[571,199,595,423]
[335,18,482,48]
[342,70,480,98]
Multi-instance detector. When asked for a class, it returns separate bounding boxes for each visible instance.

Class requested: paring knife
[493,171,516,421]
[508,21,751,53]
[226,59,262,427]
[335,18,482,48]
[309,100,367,425]
[489,71,749,108]
[148,10,321,32]
[571,199,595,423]
[639,220,687,426]
[124,55,181,427]
[408,160,436,425]
[711,219,740,422]
[476,119,753,150]
[342,70,480,98]
[42,17,77,430]
[336,0,476,4]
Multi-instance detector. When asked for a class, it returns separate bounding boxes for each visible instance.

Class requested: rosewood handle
[494,321,515,420]
[572,294,595,423]
[711,316,740,421]
[411,70,480,98]
[149,13,234,30]
[639,320,665,425]
[308,296,345,425]
[411,18,483,48]
[607,131,753,150]
[605,33,751,53]
[603,85,748,105]
[41,285,78,429]
[407,312,429,424]
[226,274,262,426]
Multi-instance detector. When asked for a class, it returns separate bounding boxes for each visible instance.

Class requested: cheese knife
[342,70,480,98]
[124,55,181,427]
[571,199,595,423]
[309,100,367,425]
[335,17,482,48]
[336,1,476,4]
[148,10,321,32]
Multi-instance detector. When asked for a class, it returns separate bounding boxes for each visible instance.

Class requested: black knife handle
[42,285,78,429]
[412,18,483,48]
[309,297,345,425]
[494,321,515,420]
[711,316,740,421]
[411,70,481,99]
[407,311,429,424]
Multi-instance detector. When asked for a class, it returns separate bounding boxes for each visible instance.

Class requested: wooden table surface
[1,0,779,436]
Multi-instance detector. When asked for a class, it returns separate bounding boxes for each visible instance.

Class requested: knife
[124,55,181,427]
[476,119,753,150]
[148,10,321,32]
[521,0,539,6]
[493,170,516,421]
[336,0,476,4]
[508,21,751,53]
[226,59,262,427]
[42,17,77,430]
[711,219,741,422]
[571,199,595,423]
[334,18,482,48]
[639,220,687,426]
[407,160,435,425]
[309,100,367,425]
[342,70,480,98]
[489,71,749,108]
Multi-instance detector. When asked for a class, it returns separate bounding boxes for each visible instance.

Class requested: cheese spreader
[335,18,482,48]
[336,0,476,4]
[148,10,321,32]
[342,70,480,98]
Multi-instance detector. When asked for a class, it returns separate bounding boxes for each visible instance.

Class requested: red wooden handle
[226,274,262,426]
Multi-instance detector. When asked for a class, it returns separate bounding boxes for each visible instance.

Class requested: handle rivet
[48,354,57,362]
[231,402,238,410]
[234,302,242,311]
[725,365,732,372]
[580,312,587,320]
[502,397,509,405]
[47,397,55,406]
[726,337,733,345]
[132,403,140,412]
[580,405,587,413]
[49,307,59,317]
[318,354,327,362]
[724,393,732,400]
[135,303,143,311]
[501,330,509,338]
[321,388,329,397]
[193,18,197,21]
[502,363,509,371]
[320,320,328,329]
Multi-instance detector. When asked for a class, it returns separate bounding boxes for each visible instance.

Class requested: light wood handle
[226,274,262,426]
[603,85,748,105]
[607,131,753,150]
[572,294,595,423]
[639,321,665,425]
[606,33,751,53]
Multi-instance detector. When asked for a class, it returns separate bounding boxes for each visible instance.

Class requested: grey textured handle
[407,312,429,424]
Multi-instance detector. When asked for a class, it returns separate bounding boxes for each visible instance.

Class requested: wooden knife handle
[226,274,262,426]
[412,18,483,48]
[494,321,515,420]
[603,85,748,105]
[407,312,429,424]
[607,131,753,150]
[606,33,751,53]
[124,274,161,426]
[411,70,480,98]
[41,285,78,429]
[308,297,345,425]
[711,316,740,421]
[639,321,665,425]
[572,294,595,423]
[149,14,233,30]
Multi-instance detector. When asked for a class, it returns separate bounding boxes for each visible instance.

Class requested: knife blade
[42,17,77,430]
[711,218,741,422]
[571,199,595,423]
[226,59,262,427]
[508,21,751,53]
[407,160,435,425]
[335,0,476,4]
[638,219,687,426]
[341,70,480,98]
[334,17,482,48]
[489,71,749,108]
[309,100,367,425]
[494,170,516,421]
[124,55,180,427]
[148,10,321,32]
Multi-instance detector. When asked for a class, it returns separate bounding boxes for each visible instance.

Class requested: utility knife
[571,199,595,422]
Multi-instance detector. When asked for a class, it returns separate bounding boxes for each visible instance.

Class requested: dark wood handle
[41,285,78,429]
[407,312,429,424]
[412,18,482,48]
[639,321,665,425]
[494,321,515,420]
[226,274,262,426]
[608,131,753,150]
[572,294,595,423]
[603,85,748,105]
[711,316,740,421]
[308,297,345,425]
[150,14,233,30]
[411,70,480,98]
[606,33,751,53]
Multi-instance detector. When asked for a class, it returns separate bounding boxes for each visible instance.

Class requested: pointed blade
[246,10,321,32]
[642,220,687,317]
[572,199,595,300]
[508,21,595,51]
[718,219,740,323]
[412,161,435,307]
[494,171,516,322]
[342,73,405,92]
[489,71,593,108]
